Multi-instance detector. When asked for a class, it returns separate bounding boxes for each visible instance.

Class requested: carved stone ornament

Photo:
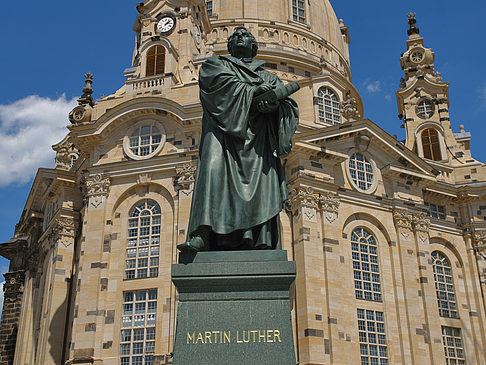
[393,210,412,238]
[287,187,319,222]
[53,140,80,171]
[340,90,361,122]
[3,271,25,302]
[319,193,340,223]
[174,163,197,191]
[86,174,111,208]
[49,217,79,247]
[473,231,486,258]
[137,173,152,186]
[412,213,430,232]
[412,212,430,242]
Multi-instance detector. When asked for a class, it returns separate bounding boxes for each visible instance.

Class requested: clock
[193,23,202,48]
[157,15,176,34]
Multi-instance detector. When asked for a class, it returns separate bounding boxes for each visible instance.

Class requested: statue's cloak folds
[188,55,299,237]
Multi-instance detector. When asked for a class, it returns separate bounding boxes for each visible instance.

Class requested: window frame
[357,308,389,365]
[124,199,162,280]
[421,128,442,161]
[123,120,166,161]
[120,289,158,365]
[351,227,383,303]
[416,98,435,119]
[441,326,466,365]
[145,45,166,77]
[432,251,459,319]
[346,151,378,194]
[316,86,342,125]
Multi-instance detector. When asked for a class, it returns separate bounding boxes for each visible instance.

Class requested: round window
[123,120,166,160]
[416,99,435,119]
[348,153,375,192]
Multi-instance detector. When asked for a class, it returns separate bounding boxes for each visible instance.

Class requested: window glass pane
[121,290,158,363]
[357,309,388,365]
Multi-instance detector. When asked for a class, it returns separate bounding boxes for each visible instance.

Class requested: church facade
[1,0,486,364]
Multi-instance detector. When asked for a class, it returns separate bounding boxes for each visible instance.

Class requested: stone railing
[126,73,177,94]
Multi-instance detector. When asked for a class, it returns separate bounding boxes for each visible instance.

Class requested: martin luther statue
[178,27,299,253]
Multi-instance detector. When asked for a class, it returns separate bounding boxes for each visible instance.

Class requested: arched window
[349,153,374,191]
[317,87,341,125]
[351,228,382,302]
[432,251,458,318]
[421,128,441,161]
[125,200,161,279]
[146,45,165,77]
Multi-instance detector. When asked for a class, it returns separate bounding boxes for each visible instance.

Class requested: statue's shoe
[177,236,205,253]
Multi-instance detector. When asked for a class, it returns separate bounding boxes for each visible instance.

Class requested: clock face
[157,16,175,34]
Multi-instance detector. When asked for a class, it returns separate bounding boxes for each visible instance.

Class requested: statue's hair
[227,26,258,58]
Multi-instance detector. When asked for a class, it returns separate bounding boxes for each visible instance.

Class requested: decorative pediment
[293,119,438,179]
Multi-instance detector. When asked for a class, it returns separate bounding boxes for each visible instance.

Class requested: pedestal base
[171,250,296,365]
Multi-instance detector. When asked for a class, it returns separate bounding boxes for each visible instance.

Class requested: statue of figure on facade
[177,27,299,253]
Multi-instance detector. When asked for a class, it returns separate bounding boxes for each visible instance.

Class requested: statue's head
[227,27,258,58]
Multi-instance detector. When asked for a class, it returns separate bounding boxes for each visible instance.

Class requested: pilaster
[391,209,418,364]
[69,173,111,365]
[0,271,25,365]
[286,186,327,365]
[317,192,344,365]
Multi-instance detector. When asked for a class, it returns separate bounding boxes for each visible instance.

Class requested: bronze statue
[178,27,299,253]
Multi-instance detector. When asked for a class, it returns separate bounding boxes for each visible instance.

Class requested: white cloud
[385,94,392,101]
[0,95,77,187]
[366,80,382,93]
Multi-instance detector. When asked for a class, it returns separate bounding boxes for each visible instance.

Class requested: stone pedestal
[171,250,296,365]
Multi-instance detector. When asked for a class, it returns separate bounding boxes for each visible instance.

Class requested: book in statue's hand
[251,81,300,109]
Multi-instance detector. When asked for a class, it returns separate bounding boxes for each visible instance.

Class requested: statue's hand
[254,83,273,96]
[256,99,279,113]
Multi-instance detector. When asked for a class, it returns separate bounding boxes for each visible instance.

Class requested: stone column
[0,271,25,365]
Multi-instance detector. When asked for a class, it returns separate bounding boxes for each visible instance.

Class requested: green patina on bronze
[180,27,299,252]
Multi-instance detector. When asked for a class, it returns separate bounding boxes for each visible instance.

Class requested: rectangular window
[425,202,446,220]
[442,327,465,365]
[357,309,388,365]
[121,290,157,365]
[206,0,213,16]
[292,0,306,23]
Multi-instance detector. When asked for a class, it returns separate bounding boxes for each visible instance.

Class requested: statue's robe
[187,55,299,249]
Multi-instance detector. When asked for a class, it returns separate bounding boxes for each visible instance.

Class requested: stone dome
[206,0,351,81]
[213,0,348,61]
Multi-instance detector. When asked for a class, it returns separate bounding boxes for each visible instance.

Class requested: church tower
[396,13,483,184]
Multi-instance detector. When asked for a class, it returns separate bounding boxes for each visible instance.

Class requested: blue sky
[0,1,485,307]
